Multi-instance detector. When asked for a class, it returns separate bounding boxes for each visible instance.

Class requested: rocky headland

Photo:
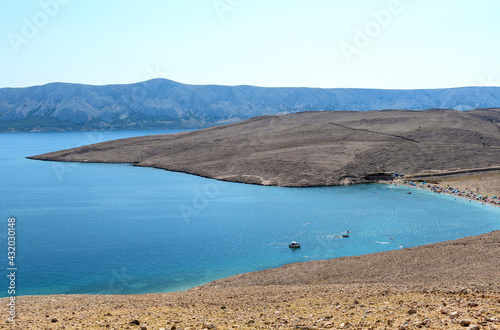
[29,108,500,191]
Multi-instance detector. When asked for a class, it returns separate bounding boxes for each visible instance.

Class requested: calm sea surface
[1,130,499,297]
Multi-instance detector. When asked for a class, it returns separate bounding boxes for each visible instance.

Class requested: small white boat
[289,241,301,249]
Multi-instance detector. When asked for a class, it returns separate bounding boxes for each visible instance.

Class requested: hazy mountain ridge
[1,79,500,131]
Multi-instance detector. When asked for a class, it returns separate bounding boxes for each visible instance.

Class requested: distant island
[2,79,500,131]
[30,108,500,192]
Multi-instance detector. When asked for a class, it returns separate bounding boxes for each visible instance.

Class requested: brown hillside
[29,108,500,188]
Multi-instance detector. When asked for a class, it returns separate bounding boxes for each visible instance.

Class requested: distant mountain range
[1,79,500,131]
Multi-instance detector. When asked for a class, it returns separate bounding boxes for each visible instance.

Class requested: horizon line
[2,78,500,91]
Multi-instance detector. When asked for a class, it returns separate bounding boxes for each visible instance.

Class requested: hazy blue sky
[1,0,499,89]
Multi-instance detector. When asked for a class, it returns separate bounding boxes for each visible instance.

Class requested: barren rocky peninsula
[14,108,500,329]
[29,108,500,190]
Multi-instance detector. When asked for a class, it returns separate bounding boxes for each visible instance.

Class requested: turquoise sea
[1,130,499,298]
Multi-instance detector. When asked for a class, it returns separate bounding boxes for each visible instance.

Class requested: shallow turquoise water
[1,131,499,297]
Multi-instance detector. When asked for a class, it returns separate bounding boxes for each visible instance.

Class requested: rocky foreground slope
[2,231,499,329]
[30,108,500,187]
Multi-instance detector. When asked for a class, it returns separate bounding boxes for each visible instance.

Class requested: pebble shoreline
[391,180,500,207]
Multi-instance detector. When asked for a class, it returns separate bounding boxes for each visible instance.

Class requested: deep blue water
[1,130,499,298]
